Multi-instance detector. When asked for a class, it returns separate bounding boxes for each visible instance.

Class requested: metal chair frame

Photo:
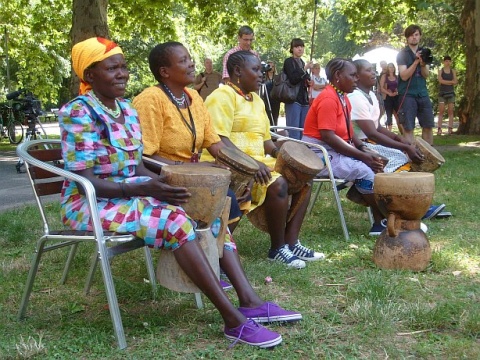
[270,126,352,240]
[16,139,157,349]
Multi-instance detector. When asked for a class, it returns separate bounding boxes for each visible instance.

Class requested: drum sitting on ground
[411,136,445,172]
[156,165,231,293]
[216,146,259,198]
[274,141,324,194]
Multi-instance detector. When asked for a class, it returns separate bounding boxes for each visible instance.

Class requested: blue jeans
[285,102,309,139]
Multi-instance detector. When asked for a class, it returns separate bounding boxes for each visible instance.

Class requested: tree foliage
[1,0,478,134]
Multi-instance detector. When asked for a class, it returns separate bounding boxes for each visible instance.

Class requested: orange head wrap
[71,37,124,95]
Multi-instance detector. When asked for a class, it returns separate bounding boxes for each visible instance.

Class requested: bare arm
[438,68,458,86]
[452,69,458,85]
[356,120,423,162]
[219,135,272,185]
[320,129,384,173]
[399,51,428,81]
[73,166,191,206]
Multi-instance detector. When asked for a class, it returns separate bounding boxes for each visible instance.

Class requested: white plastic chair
[16,139,157,349]
[270,126,351,240]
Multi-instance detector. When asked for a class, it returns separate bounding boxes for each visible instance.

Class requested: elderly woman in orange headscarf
[58,37,300,349]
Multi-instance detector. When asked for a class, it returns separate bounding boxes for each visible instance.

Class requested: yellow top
[133,86,220,162]
[204,85,279,210]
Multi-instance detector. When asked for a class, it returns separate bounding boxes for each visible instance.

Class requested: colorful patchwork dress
[59,93,196,250]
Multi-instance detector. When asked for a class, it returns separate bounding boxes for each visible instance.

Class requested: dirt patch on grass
[435,141,480,152]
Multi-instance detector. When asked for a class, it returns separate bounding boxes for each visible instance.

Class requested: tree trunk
[69,0,110,97]
[459,0,480,134]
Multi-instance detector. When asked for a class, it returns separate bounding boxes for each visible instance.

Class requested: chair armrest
[17,139,105,240]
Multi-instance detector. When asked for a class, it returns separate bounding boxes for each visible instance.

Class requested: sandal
[437,127,442,136]
[448,127,453,135]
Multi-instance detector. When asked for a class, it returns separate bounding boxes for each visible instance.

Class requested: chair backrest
[18,140,65,233]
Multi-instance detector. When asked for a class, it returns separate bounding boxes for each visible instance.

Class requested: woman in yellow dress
[204,50,324,269]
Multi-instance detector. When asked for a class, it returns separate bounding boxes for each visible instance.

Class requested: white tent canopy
[353,47,400,69]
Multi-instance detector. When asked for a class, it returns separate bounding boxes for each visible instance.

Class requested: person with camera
[283,38,313,140]
[193,58,222,101]
[437,55,458,135]
[263,60,281,126]
[396,24,435,145]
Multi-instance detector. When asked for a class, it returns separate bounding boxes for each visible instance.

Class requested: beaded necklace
[227,81,253,101]
[90,91,121,118]
[161,83,186,107]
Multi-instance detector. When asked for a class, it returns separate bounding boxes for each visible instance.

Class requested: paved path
[0,123,60,212]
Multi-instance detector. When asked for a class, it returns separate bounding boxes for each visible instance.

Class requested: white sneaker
[289,241,325,261]
[267,245,306,269]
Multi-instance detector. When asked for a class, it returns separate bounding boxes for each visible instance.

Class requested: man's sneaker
[369,219,387,236]
[422,204,446,220]
[238,302,302,323]
[289,241,325,261]
[435,211,452,219]
[224,319,282,349]
[220,279,233,291]
[267,245,306,269]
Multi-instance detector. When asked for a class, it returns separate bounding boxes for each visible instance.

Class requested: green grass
[0,135,479,359]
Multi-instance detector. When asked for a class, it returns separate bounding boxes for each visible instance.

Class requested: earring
[237,78,240,85]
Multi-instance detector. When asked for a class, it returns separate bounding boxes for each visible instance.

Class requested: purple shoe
[238,302,302,323]
[224,319,282,349]
[220,279,233,291]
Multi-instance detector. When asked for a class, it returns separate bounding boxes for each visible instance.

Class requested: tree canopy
[1,0,477,133]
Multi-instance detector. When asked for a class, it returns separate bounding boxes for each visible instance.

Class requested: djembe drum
[156,165,231,293]
[216,146,259,198]
[411,137,445,172]
[247,141,324,233]
[372,172,434,271]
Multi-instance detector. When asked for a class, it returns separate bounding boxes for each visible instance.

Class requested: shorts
[438,94,455,104]
[398,95,434,131]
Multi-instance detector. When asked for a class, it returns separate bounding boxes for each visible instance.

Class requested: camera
[261,61,272,74]
[420,48,433,65]
[6,89,43,118]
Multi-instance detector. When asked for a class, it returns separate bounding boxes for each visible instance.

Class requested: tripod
[16,116,47,173]
[258,82,276,127]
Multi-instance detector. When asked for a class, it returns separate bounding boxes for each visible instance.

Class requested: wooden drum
[216,147,259,198]
[156,165,231,293]
[410,137,445,173]
[274,141,324,194]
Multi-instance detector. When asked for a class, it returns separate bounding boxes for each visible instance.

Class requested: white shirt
[348,88,380,140]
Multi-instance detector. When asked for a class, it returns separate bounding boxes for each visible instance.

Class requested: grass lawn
[0,134,479,359]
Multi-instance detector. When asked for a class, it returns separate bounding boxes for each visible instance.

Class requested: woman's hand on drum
[405,145,425,164]
[362,153,385,173]
[254,162,272,185]
[145,178,191,205]
[237,184,252,204]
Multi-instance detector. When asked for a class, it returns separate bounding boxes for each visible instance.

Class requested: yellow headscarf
[72,37,124,95]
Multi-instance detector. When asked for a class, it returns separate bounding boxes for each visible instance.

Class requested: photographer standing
[396,24,434,145]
